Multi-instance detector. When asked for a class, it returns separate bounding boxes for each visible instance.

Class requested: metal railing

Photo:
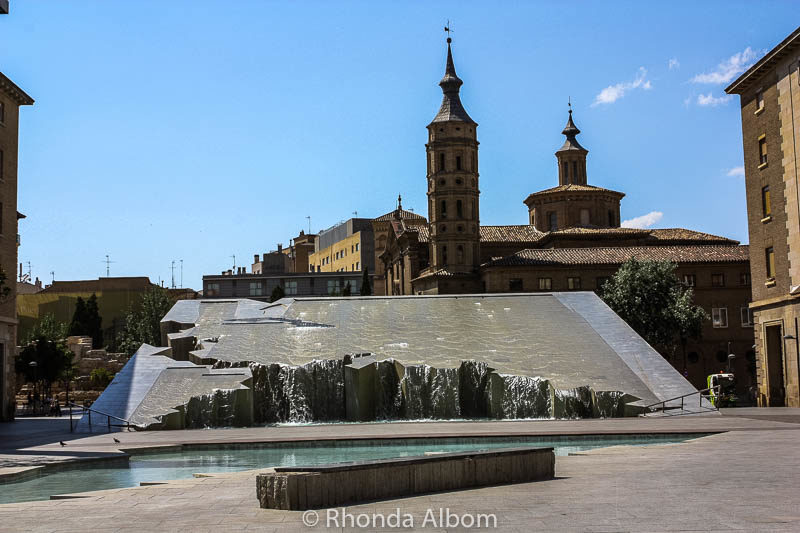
[67,402,134,432]
[640,385,722,416]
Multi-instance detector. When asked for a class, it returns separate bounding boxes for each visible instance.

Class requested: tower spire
[430,34,475,124]
[556,102,589,185]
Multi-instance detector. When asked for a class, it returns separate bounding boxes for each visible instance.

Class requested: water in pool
[0,434,707,504]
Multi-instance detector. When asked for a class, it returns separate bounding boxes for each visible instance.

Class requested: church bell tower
[426,37,480,272]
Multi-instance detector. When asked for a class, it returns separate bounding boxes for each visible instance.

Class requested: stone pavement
[0,410,799,531]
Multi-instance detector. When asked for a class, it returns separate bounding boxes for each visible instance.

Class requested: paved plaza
[1,410,799,531]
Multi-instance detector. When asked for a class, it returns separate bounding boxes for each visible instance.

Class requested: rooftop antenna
[231,254,236,272]
[50,271,55,284]
[102,254,116,277]
[170,260,176,289]
[180,259,183,288]
[25,261,32,281]
[305,216,311,234]
[353,211,358,217]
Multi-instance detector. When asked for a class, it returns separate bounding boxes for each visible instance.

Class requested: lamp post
[28,361,38,415]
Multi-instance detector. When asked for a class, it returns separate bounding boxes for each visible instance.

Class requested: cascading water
[201,356,639,424]
[183,389,239,428]
[401,364,460,419]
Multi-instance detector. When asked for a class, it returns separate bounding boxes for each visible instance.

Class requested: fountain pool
[0,433,711,504]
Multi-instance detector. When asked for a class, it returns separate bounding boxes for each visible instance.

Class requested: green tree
[68,294,103,347]
[269,284,285,303]
[85,294,103,348]
[68,297,88,336]
[16,337,74,400]
[601,259,708,358]
[342,281,352,297]
[24,314,68,344]
[90,368,115,389]
[360,268,372,296]
[117,287,174,355]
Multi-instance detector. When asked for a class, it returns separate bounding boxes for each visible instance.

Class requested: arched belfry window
[441,200,447,219]
[442,245,448,265]
[438,153,445,172]
[457,200,463,218]
[456,155,462,170]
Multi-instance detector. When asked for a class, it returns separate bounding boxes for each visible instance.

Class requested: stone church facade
[378,38,754,396]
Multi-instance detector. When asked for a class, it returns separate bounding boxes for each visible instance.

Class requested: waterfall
[200,356,640,424]
[458,360,492,418]
[400,364,460,419]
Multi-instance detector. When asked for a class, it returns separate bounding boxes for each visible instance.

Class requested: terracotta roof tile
[483,245,749,268]
[374,209,427,222]
[525,184,625,197]
[480,225,545,243]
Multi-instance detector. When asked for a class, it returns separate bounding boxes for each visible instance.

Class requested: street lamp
[28,361,38,414]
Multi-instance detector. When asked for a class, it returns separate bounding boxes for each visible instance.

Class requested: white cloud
[727,166,745,177]
[622,211,663,229]
[592,67,652,106]
[691,47,760,84]
[668,58,680,70]
[697,93,732,107]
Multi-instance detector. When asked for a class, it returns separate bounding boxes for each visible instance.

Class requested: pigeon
[113,438,120,444]
[59,441,66,447]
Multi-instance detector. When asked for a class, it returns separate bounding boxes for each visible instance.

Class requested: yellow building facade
[309,231,366,273]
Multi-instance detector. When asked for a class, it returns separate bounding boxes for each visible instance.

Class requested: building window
[356,261,359,270]
[740,307,753,327]
[456,200,463,218]
[766,247,775,279]
[442,245,448,265]
[758,136,768,165]
[355,243,359,251]
[562,161,568,179]
[249,281,263,296]
[596,276,610,290]
[456,245,464,264]
[572,161,578,179]
[509,278,523,291]
[456,155,462,170]
[580,209,590,226]
[567,277,581,290]
[608,210,615,227]
[712,307,728,328]
[441,200,447,219]
[762,185,771,217]
[548,212,557,231]
[351,245,354,253]
[327,279,340,295]
[438,153,445,171]
[711,273,725,287]
[538,277,552,290]
[285,280,298,295]
[0,149,3,180]
[756,90,764,111]
[206,282,220,297]
[740,272,751,285]
[682,274,696,287]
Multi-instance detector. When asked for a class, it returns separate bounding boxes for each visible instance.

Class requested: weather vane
[444,20,453,43]
[568,96,572,113]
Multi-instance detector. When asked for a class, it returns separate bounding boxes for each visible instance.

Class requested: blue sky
[1,1,797,289]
